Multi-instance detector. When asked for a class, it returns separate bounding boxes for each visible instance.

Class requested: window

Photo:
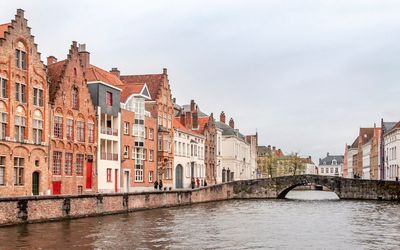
[72,87,79,109]
[77,121,85,142]
[54,116,63,138]
[158,135,162,151]
[0,77,7,98]
[33,119,43,144]
[149,171,153,182]
[88,123,94,143]
[16,49,26,70]
[13,157,24,186]
[53,152,61,175]
[66,119,73,140]
[0,156,5,185]
[33,88,43,106]
[144,127,147,139]
[135,164,143,182]
[165,163,172,180]
[106,168,112,182]
[124,122,130,135]
[0,112,7,139]
[15,115,26,142]
[321,168,324,174]
[15,83,26,102]
[335,168,338,173]
[106,91,112,106]
[149,150,154,161]
[330,168,333,173]
[149,128,154,140]
[76,154,84,175]
[65,153,72,176]
[124,146,129,159]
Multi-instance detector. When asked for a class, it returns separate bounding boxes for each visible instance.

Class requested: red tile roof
[119,83,145,102]
[0,23,10,39]
[173,118,203,136]
[197,116,210,134]
[120,74,163,101]
[86,64,125,86]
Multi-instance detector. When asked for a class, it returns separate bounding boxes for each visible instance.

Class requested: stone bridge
[232,174,400,200]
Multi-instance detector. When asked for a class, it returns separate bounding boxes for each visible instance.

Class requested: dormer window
[332,159,337,165]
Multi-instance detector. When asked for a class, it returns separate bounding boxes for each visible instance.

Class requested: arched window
[33,110,43,144]
[72,87,79,110]
[15,106,26,142]
[15,41,27,70]
[54,110,63,139]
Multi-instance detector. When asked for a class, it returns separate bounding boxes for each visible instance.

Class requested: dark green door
[32,172,39,195]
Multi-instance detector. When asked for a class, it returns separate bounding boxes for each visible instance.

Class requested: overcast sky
[1,1,400,162]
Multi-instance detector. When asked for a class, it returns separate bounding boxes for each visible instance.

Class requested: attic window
[332,159,337,165]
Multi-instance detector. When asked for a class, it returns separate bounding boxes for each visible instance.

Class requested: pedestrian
[204,180,207,187]
[159,179,163,191]
[196,177,200,188]
[154,180,158,190]
[191,178,195,189]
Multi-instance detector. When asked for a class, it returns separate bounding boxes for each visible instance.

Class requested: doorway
[124,170,129,192]
[32,172,39,195]
[175,164,183,188]
[114,169,118,193]
[86,160,93,189]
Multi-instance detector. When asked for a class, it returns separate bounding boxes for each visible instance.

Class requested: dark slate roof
[319,154,344,166]
[383,122,397,135]
[215,121,246,141]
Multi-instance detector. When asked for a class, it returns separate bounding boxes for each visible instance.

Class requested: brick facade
[0,10,49,196]
[47,42,98,195]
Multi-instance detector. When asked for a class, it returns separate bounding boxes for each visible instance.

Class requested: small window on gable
[72,87,79,110]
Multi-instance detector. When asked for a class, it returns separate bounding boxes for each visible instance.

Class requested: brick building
[47,42,98,195]
[0,10,49,196]
[118,81,157,191]
[120,69,174,189]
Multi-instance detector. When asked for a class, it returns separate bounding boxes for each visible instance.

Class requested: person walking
[191,178,195,189]
[159,179,163,191]
[204,180,207,187]
[196,177,200,188]
[154,180,158,190]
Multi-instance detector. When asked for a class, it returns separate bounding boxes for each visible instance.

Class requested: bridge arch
[276,175,341,199]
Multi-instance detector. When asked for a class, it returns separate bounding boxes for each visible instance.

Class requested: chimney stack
[163,68,167,74]
[190,100,196,112]
[47,56,57,66]
[229,118,234,129]
[78,44,90,68]
[272,146,276,151]
[110,67,120,79]
[220,111,226,123]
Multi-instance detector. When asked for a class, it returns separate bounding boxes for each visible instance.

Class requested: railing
[100,152,119,161]
[100,127,118,136]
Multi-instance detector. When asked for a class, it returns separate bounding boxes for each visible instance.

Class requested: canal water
[1,190,400,249]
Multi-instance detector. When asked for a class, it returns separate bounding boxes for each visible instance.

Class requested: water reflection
[1,191,400,249]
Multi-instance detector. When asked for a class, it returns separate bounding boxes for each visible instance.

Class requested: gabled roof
[197,117,210,134]
[383,122,397,135]
[120,74,164,101]
[86,64,124,86]
[0,23,10,39]
[120,83,151,102]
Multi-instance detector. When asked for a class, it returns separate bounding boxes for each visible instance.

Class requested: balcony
[101,126,118,136]
[100,152,118,161]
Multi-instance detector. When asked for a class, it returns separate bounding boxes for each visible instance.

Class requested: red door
[114,169,118,192]
[52,181,61,195]
[86,161,93,189]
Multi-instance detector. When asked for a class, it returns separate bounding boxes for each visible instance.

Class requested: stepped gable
[120,73,164,101]
[0,23,11,39]
[47,59,67,103]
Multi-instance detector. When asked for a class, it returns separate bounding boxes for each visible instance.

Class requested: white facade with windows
[318,153,344,177]
[173,127,205,189]
[362,141,371,180]
[384,128,400,181]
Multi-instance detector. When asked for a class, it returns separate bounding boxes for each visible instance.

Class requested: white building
[173,119,206,189]
[317,153,344,177]
[305,162,317,175]
[216,112,256,182]
[362,141,371,180]
[216,128,223,183]
[383,122,400,181]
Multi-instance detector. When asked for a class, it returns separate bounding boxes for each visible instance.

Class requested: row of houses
[0,9,258,196]
[343,119,399,180]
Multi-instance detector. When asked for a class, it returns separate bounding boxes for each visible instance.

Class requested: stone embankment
[2,175,400,226]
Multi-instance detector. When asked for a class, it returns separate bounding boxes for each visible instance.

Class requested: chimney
[180,113,185,126]
[16,9,24,18]
[47,56,57,66]
[192,112,198,129]
[163,68,167,74]
[229,118,234,129]
[172,98,176,104]
[267,145,271,150]
[185,111,192,129]
[190,100,196,112]
[110,67,120,79]
[220,111,226,123]
[327,152,330,157]
[78,44,90,68]
[272,146,276,151]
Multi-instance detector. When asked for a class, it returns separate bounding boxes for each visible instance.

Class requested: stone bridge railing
[232,174,400,200]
